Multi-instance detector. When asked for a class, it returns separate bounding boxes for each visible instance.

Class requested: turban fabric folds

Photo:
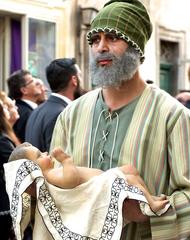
[87,0,152,62]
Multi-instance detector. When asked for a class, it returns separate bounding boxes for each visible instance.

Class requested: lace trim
[90,110,119,169]
[87,27,144,61]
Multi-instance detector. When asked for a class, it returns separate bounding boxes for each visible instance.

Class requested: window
[28,18,55,87]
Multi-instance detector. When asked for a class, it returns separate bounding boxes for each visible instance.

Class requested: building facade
[144,0,190,95]
[0,0,75,91]
[0,0,190,96]
[77,0,190,95]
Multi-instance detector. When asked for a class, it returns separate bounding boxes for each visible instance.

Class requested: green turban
[87,0,152,62]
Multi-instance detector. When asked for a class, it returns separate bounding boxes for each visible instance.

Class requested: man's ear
[20,86,27,95]
[71,75,78,87]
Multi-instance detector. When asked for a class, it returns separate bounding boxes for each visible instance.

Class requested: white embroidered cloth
[4,160,170,240]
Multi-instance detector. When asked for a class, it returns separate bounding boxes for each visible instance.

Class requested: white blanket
[4,160,170,240]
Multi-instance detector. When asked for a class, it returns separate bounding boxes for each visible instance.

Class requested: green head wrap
[87,0,152,62]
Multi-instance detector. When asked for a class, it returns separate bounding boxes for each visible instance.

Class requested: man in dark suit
[25,58,82,152]
[7,70,41,143]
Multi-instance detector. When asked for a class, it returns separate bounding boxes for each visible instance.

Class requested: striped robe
[50,85,190,240]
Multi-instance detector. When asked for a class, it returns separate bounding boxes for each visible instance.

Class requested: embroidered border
[39,183,96,240]
[11,161,144,240]
[100,177,143,240]
[10,161,40,229]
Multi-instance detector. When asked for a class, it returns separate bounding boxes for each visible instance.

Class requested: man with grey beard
[50,0,190,239]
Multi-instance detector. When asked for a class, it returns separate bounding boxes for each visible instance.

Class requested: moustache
[93,53,116,62]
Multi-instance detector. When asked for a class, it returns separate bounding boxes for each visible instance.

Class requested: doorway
[0,14,22,91]
[160,40,179,96]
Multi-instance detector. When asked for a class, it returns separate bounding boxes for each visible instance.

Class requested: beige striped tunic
[51,85,190,240]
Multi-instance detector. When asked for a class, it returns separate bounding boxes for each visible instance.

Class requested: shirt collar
[21,99,38,109]
[51,93,72,104]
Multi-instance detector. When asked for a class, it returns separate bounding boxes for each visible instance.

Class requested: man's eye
[91,36,100,44]
[106,34,119,42]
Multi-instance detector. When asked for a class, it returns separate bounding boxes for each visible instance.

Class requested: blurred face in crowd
[21,74,42,102]
[34,78,48,105]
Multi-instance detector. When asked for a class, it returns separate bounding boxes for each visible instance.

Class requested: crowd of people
[1,57,84,239]
[1,0,190,239]
[25,58,82,152]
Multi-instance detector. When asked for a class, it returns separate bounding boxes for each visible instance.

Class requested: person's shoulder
[150,85,177,102]
[0,133,15,148]
[48,95,67,103]
[71,89,100,107]
[16,99,33,112]
[26,102,47,123]
[36,95,67,111]
[56,89,100,121]
[41,96,68,113]
[16,99,30,107]
[27,105,40,119]
[150,85,190,115]
[27,98,66,126]
[64,89,100,112]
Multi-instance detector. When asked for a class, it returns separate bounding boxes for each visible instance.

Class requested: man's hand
[122,199,149,223]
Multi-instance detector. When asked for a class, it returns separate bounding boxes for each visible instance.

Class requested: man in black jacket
[25,58,82,152]
[7,69,41,142]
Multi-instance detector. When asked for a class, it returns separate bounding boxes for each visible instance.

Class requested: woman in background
[0,91,20,145]
[0,91,20,239]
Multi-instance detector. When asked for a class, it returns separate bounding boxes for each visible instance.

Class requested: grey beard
[89,47,141,88]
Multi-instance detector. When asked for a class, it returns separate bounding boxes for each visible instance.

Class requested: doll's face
[26,146,54,170]
[26,146,42,161]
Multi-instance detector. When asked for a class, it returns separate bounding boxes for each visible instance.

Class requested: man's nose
[97,38,109,53]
